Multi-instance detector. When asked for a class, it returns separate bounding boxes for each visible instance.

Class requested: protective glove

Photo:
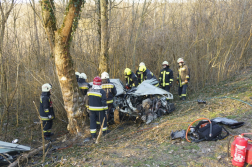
[185,80,188,84]
[48,115,52,119]
[176,81,179,85]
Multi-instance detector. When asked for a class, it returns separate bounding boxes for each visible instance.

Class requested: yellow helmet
[139,65,146,72]
[124,68,132,76]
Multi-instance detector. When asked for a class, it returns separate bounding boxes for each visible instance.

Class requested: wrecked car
[90,79,175,124]
[0,140,30,165]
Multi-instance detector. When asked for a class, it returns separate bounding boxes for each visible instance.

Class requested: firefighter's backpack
[190,121,229,143]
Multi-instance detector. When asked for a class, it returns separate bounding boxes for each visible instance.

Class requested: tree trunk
[41,0,86,135]
[54,31,85,134]
[99,0,109,74]
[0,0,15,100]
[95,0,101,63]
[41,0,57,52]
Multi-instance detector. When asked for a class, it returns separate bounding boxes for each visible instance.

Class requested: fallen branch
[8,143,50,167]
[96,117,105,144]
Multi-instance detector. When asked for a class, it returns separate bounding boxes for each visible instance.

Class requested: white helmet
[101,72,109,79]
[79,73,87,79]
[177,58,184,63]
[139,62,145,67]
[162,61,169,66]
[42,83,52,92]
[75,72,80,76]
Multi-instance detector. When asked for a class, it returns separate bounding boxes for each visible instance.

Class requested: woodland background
[0,0,251,139]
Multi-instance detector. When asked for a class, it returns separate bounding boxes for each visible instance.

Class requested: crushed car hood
[90,78,173,99]
[128,79,173,99]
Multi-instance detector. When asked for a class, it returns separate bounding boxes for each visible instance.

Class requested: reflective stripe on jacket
[86,88,108,111]
[177,64,190,87]
[78,78,91,96]
[101,80,117,104]
[136,70,144,84]
[159,67,174,87]
[39,92,55,120]
[125,72,138,88]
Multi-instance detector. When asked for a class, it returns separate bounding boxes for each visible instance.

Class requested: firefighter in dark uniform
[177,58,190,100]
[159,61,173,92]
[101,72,117,125]
[124,68,138,89]
[86,76,108,139]
[39,83,55,140]
[136,62,145,84]
[78,73,91,96]
[138,65,159,87]
[75,71,80,82]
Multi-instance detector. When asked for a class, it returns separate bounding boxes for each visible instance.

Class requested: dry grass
[24,67,252,167]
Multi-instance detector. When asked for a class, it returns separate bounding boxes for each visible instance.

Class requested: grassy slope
[46,67,252,167]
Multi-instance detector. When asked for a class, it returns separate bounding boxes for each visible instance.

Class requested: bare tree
[41,0,86,135]
[0,0,15,99]
[99,0,109,74]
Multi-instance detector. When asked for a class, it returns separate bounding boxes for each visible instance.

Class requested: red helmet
[93,76,102,85]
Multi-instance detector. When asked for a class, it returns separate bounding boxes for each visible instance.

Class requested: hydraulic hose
[185,118,212,143]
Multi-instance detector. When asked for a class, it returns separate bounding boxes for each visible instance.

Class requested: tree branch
[41,0,57,52]
[59,0,84,44]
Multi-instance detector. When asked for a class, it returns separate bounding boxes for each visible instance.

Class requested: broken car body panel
[0,141,30,164]
[90,78,174,124]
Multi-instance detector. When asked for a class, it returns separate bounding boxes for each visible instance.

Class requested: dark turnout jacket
[101,79,117,104]
[125,72,138,88]
[86,86,108,111]
[39,92,55,120]
[159,67,174,87]
[78,78,91,96]
[136,69,144,84]
[144,69,157,80]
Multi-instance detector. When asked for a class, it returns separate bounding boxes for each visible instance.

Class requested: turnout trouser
[107,103,114,123]
[90,111,107,137]
[43,120,53,136]
[162,85,170,92]
[178,84,188,99]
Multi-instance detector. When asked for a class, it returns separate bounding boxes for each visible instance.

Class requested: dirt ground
[3,67,252,167]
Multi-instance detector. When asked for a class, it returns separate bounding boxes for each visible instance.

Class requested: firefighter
[39,83,55,140]
[159,61,173,92]
[78,73,91,96]
[86,76,108,139]
[136,62,145,84]
[101,72,117,125]
[124,68,138,89]
[177,58,190,100]
[138,65,159,87]
[75,71,80,82]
